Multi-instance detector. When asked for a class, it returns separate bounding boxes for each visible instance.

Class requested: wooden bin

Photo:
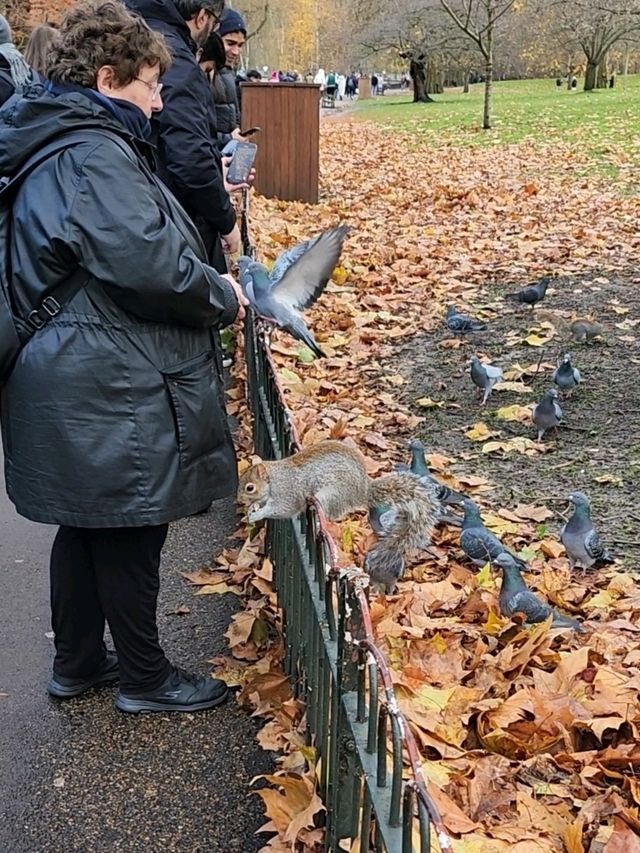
[240,83,320,204]
[358,77,372,99]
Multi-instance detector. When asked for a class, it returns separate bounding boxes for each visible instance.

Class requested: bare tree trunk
[410,55,434,103]
[483,30,493,129]
[597,54,608,88]
[463,72,470,93]
[584,60,598,91]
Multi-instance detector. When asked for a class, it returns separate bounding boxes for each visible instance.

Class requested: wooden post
[358,77,372,99]
[240,83,320,205]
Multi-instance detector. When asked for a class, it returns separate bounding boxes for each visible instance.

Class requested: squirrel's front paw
[247,504,265,524]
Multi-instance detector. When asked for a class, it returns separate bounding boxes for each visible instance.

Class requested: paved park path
[0,444,269,853]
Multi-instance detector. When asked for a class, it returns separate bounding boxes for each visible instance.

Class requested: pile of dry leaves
[189,120,640,852]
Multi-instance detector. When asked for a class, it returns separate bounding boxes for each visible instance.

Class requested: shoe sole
[47,672,120,699]
[115,689,229,714]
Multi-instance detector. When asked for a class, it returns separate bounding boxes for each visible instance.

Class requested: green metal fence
[241,195,454,853]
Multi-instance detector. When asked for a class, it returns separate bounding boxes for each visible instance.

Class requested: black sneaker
[115,666,229,714]
[48,651,119,699]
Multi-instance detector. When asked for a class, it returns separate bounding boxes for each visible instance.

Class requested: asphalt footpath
[0,444,270,853]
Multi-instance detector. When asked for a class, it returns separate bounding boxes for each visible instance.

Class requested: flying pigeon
[494,553,584,631]
[552,353,581,393]
[533,388,563,442]
[561,491,613,571]
[470,355,503,405]
[236,224,349,357]
[460,500,526,568]
[445,305,487,333]
[506,276,551,308]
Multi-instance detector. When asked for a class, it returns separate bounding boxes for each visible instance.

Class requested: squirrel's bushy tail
[367,474,441,555]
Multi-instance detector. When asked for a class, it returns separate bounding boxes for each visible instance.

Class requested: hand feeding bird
[561,491,613,572]
[532,388,563,442]
[445,305,487,333]
[505,275,551,309]
[494,553,585,632]
[552,352,581,394]
[460,499,527,569]
[470,355,503,406]
[236,224,350,358]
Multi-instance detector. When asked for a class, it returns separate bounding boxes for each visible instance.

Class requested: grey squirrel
[537,310,604,343]
[237,440,441,590]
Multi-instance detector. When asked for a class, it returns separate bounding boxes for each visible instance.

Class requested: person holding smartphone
[210,8,247,150]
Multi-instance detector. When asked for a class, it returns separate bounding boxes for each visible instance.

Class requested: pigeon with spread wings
[236,224,350,357]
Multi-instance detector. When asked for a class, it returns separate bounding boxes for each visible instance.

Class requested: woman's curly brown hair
[47,0,172,88]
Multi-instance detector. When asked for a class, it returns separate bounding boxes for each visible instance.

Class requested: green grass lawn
[353,76,640,177]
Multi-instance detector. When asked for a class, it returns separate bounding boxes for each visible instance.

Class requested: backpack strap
[4,128,135,335]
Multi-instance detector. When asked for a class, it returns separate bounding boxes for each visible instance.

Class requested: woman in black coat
[0,0,247,713]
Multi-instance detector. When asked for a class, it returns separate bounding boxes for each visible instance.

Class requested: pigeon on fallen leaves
[446,305,487,333]
[495,553,585,632]
[552,353,581,393]
[470,356,503,405]
[364,545,404,594]
[561,491,613,571]
[460,500,527,568]
[506,276,551,308]
[236,224,349,357]
[533,388,563,442]
[401,438,465,506]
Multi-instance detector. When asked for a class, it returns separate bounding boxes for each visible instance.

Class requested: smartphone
[227,141,257,185]
[239,126,261,138]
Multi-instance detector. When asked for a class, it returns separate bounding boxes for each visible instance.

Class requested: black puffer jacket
[125,0,236,238]
[0,88,239,527]
[212,66,240,149]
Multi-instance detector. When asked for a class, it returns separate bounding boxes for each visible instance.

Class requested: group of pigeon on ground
[237,225,612,633]
[447,276,586,442]
[388,438,612,632]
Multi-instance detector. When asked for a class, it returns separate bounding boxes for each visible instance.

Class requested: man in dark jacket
[211,8,246,149]
[125,0,241,263]
[1,0,247,714]
[0,15,35,107]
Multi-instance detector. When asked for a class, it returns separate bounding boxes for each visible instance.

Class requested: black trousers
[50,524,171,694]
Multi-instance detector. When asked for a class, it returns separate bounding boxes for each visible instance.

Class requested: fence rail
[241,194,454,853]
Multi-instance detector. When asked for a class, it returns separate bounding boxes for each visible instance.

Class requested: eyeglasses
[134,77,163,98]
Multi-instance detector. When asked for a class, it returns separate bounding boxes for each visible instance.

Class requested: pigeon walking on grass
[533,388,563,442]
[446,305,487,333]
[236,224,349,358]
[495,553,584,632]
[470,356,503,406]
[506,276,551,309]
[552,353,581,394]
[460,500,526,568]
[561,491,613,571]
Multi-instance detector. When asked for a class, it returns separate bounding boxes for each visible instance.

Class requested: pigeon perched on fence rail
[236,224,349,357]
[495,553,584,631]
[561,491,613,571]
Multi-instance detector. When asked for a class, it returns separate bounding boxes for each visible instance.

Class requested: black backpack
[0,129,128,385]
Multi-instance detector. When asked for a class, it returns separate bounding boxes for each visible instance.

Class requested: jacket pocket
[161,351,226,468]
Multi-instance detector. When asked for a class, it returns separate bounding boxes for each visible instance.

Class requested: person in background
[0,15,35,107]
[24,23,59,80]
[198,27,225,81]
[325,69,337,99]
[211,7,246,148]
[246,68,262,81]
[337,72,346,100]
[345,72,356,99]
[314,67,326,91]
[371,72,378,95]
[0,0,248,714]
[125,0,241,270]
